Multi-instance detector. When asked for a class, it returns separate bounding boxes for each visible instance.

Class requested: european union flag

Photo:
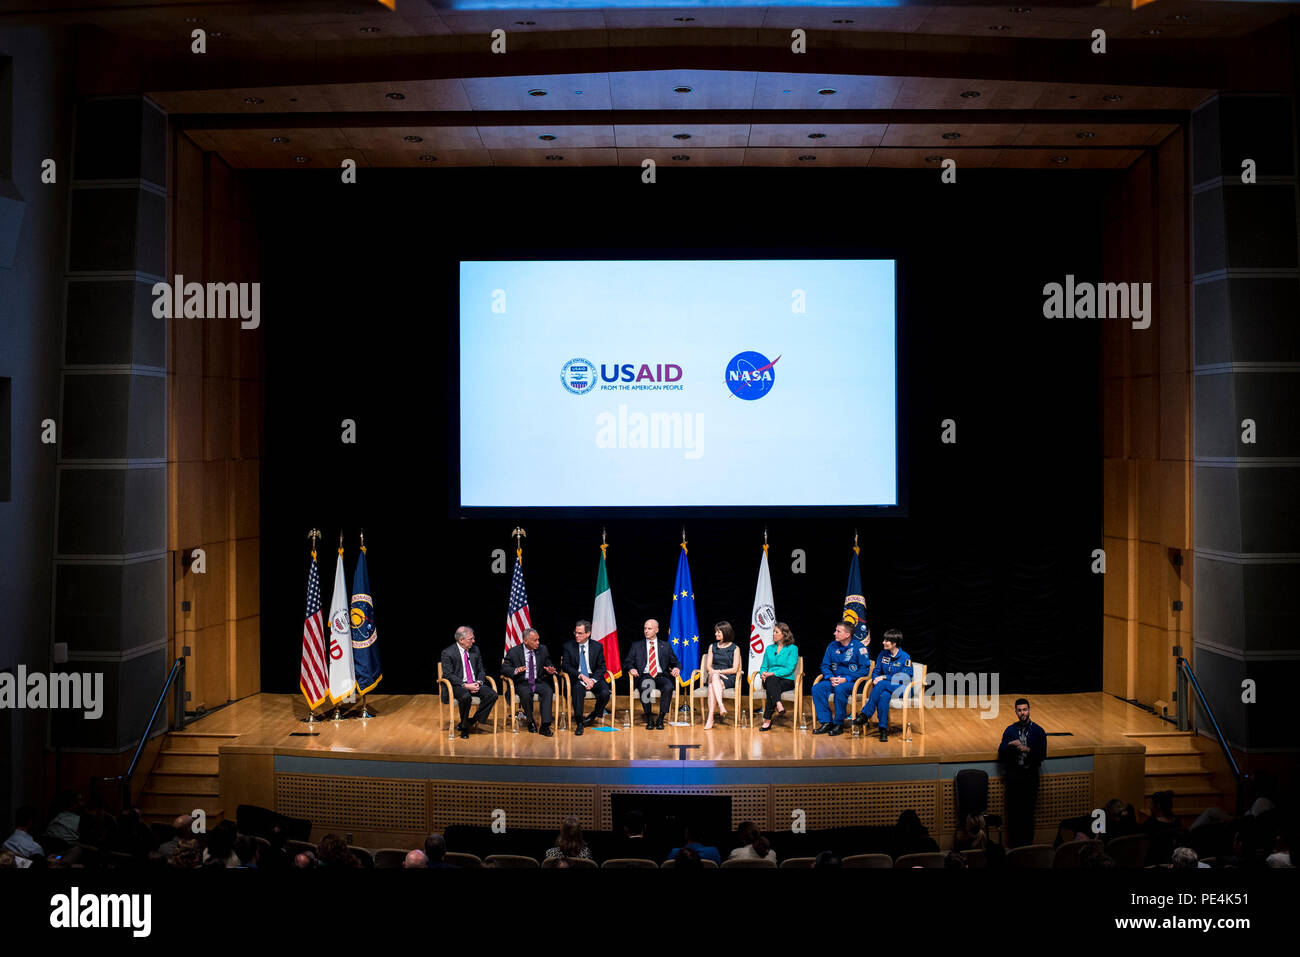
[668,543,700,685]
[350,545,382,695]
[843,548,870,645]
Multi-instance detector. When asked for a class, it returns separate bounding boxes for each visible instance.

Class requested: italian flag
[593,545,622,679]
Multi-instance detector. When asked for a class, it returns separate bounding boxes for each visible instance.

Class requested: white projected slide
[459,259,897,508]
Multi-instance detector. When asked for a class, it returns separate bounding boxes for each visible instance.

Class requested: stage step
[139,791,222,814]
[161,732,237,753]
[152,751,220,774]
[148,772,220,792]
[137,730,234,828]
[140,809,224,827]
[1142,752,1207,773]
[1143,769,1216,792]
[1124,730,1199,755]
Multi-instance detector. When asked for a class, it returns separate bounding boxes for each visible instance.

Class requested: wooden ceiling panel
[220,148,363,170]
[438,11,607,35]
[1032,83,1213,110]
[608,69,757,110]
[867,148,1002,168]
[487,148,619,167]
[743,147,874,167]
[189,127,352,151]
[341,126,484,150]
[476,124,617,149]
[752,73,904,110]
[149,86,334,113]
[758,8,931,34]
[320,78,472,111]
[613,124,751,148]
[747,123,887,147]
[894,77,1046,111]
[358,149,492,167]
[993,148,1144,168]
[1011,123,1177,147]
[462,73,613,110]
[881,122,1025,147]
[616,147,747,167]
[602,8,766,30]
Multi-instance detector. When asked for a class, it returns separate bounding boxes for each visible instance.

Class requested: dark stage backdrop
[253,168,1103,700]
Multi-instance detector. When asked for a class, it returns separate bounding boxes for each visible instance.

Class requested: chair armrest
[485,676,497,691]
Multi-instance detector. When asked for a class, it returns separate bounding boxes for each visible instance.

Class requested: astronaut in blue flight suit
[812,621,872,736]
[854,628,912,742]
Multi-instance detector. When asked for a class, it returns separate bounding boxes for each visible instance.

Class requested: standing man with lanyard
[998,697,1047,847]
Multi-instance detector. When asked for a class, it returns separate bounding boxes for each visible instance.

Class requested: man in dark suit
[561,619,611,737]
[503,627,558,735]
[625,618,680,730]
[998,697,1048,847]
[440,625,497,738]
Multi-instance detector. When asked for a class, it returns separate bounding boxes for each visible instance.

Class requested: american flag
[504,555,532,652]
[299,554,329,708]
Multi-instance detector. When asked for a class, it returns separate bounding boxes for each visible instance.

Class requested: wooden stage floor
[190,691,1167,766]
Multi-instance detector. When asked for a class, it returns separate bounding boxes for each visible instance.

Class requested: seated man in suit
[561,619,611,737]
[503,627,558,735]
[440,625,497,738]
[625,618,680,730]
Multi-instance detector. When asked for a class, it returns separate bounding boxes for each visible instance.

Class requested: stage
[155,692,1172,848]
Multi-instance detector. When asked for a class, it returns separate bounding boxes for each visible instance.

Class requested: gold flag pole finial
[601,527,607,559]
[360,528,366,554]
[338,530,344,554]
[681,525,687,553]
[512,526,526,560]
[309,528,320,560]
[854,529,859,556]
[764,527,769,554]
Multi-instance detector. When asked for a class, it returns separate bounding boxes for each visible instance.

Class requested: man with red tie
[440,626,497,738]
[625,618,680,730]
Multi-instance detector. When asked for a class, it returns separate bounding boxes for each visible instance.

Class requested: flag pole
[332,530,345,721]
[358,528,376,719]
[303,529,322,724]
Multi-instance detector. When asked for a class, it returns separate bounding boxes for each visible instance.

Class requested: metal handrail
[1176,656,1242,812]
[94,656,186,810]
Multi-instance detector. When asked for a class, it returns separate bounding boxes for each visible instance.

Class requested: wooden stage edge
[189,693,1159,847]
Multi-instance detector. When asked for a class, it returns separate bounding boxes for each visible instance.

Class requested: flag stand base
[301,711,320,724]
[359,696,377,718]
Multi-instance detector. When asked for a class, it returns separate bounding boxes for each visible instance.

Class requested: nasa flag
[843,546,870,645]
[328,544,357,703]
[350,541,382,696]
[749,544,775,674]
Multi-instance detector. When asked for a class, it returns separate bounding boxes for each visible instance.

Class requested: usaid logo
[725,351,781,400]
[561,358,597,395]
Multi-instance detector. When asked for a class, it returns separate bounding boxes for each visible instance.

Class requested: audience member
[425,833,457,868]
[158,814,194,861]
[234,834,260,868]
[812,851,841,869]
[673,845,702,869]
[403,850,428,868]
[202,820,240,868]
[544,816,593,862]
[3,806,44,860]
[669,824,721,865]
[317,833,362,868]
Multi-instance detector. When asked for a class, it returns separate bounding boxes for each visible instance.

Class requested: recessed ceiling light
[1067,94,1078,100]
[673,17,695,22]
[360,26,381,33]
[672,133,691,140]
[270,136,290,144]
[1076,131,1095,139]
[574,91,583,95]
[817,88,836,96]
[1103,94,1122,102]
[403,135,423,143]
[208,32,224,38]
[832,19,854,25]
[418,155,437,162]
[515,20,535,26]
[528,89,548,97]
[674,86,693,94]
[386,92,405,100]
[671,154,690,161]
[243,97,264,105]
[960,90,981,99]
[544,155,563,161]
[538,134,557,141]
[1052,155,1069,164]
[808,133,826,139]
[184,17,204,24]
[924,155,944,163]
[1008,7,1031,13]
[288,98,298,103]
[798,155,817,161]
[1141,28,1161,36]
[942,132,962,140]
[989,25,1011,31]
[1168,14,1191,21]
[293,156,310,163]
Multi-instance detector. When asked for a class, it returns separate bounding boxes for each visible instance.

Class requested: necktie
[527,649,536,690]
[580,645,589,677]
[463,649,474,684]
[647,640,659,677]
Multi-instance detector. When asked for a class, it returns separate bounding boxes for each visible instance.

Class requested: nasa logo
[561,358,597,395]
[725,351,781,400]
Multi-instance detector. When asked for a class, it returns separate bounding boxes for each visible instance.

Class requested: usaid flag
[350,544,382,696]
[668,543,700,685]
[328,546,357,703]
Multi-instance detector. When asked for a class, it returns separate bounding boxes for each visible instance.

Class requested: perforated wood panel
[773,781,938,831]
[277,773,425,831]
[942,772,1093,831]
[599,786,768,831]
[428,782,598,831]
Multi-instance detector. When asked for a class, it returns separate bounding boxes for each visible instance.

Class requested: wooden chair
[893,661,926,737]
[445,851,483,868]
[748,656,804,734]
[500,661,562,732]
[688,649,743,727]
[348,846,374,868]
[437,662,500,735]
[842,853,893,868]
[542,855,597,868]
[780,857,816,868]
[625,671,680,728]
[661,858,718,869]
[485,854,540,868]
[1005,844,1054,869]
[959,848,987,869]
[1053,838,1102,869]
[810,659,874,728]
[602,858,659,868]
[373,848,409,868]
[721,857,777,868]
[895,852,945,869]
[286,839,317,857]
[1106,833,1150,869]
[560,668,616,730]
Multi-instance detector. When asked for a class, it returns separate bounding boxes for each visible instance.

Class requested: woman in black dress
[704,621,741,729]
